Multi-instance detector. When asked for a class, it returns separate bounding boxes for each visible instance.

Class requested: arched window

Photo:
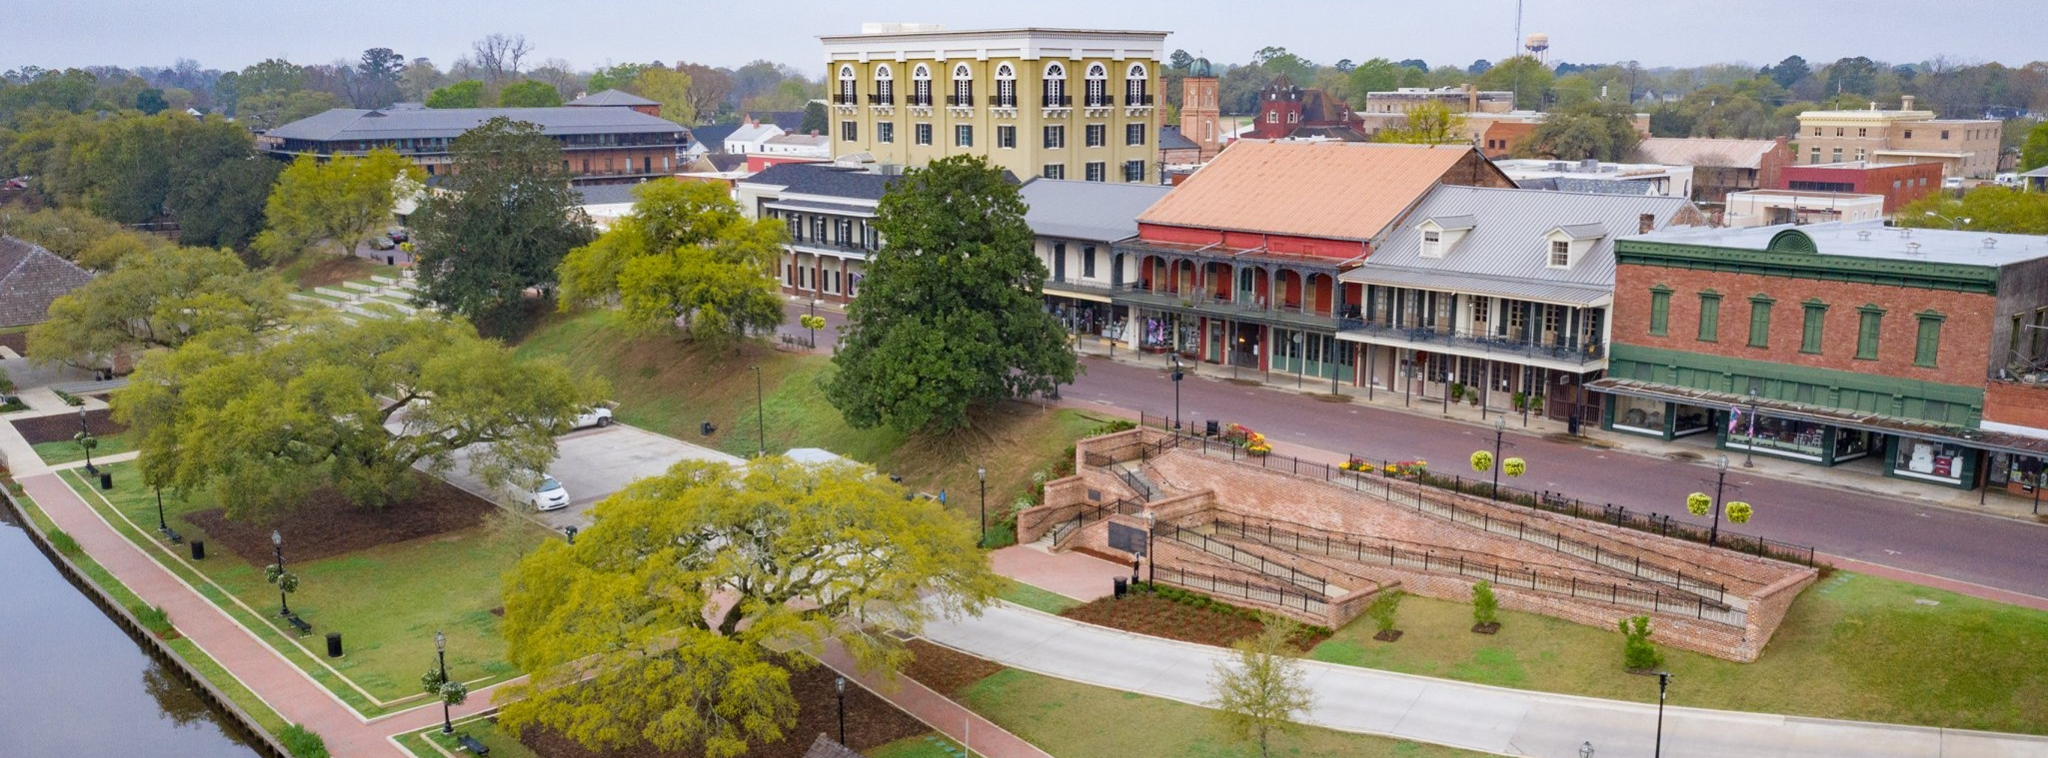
[995,62,1017,108]
[912,64,932,106]
[1085,63,1109,107]
[873,64,893,104]
[952,63,973,106]
[1041,63,1065,107]
[1125,63,1149,105]
[837,65,856,104]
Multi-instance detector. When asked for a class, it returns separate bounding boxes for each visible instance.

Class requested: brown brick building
[262,104,691,184]
[1778,160,1942,213]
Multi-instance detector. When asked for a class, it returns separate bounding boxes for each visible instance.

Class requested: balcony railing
[908,95,934,107]
[1341,318,1607,365]
[1084,94,1115,108]
[866,93,894,106]
[1113,283,1343,331]
[1043,94,1073,108]
[831,94,858,105]
[1127,93,1155,106]
[947,94,975,107]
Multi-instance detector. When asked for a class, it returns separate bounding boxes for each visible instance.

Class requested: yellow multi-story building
[1795,96,2002,179]
[819,25,1169,183]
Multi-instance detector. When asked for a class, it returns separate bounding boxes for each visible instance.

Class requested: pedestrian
[939,489,947,506]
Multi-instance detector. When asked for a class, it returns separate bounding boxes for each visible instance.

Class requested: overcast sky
[8,0,2036,76]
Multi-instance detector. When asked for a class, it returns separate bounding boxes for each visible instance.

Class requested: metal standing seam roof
[739,163,900,200]
[1340,185,1698,297]
[1020,179,1172,242]
[1631,137,1780,170]
[766,198,878,217]
[265,106,688,142]
[1137,141,1492,242]
[726,122,785,144]
[567,89,659,107]
[1632,219,2048,266]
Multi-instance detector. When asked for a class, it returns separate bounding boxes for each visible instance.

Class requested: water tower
[1524,32,1550,64]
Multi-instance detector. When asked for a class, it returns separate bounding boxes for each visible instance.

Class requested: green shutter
[1649,287,1671,336]
[1915,312,1944,368]
[1801,302,1827,354]
[1856,307,1884,360]
[1747,297,1773,348]
[1697,292,1721,343]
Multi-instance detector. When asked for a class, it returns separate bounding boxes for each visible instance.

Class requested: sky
[7,0,2037,76]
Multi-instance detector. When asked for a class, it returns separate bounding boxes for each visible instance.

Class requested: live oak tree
[1210,619,1315,758]
[412,117,592,334]
[1519,100,1643,162]
[824,155,1077,434]
[424,79,486,108]
[29,245,298,369]
[1375,100,1469,145]
[114,316,599,517]
[498,457,999,756]
[556,180,784,348]
[630,66,696,125]
[495,79,561,108]
[252,148,419,261]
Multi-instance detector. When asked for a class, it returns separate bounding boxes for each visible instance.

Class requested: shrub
[53,388,83,407]
[131,604,173,637]
[279,724,329,758]
[1449,383,1466,402]
[47,528,80,555]
[1620,615,1663,671]
[1366,589,1405,634]
[1471,581,1499,627]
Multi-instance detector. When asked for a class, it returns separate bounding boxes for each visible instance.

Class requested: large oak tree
[497,456,999,756]
[29,245,298,369]
[824,155,1077,434]
[556,180,784,348]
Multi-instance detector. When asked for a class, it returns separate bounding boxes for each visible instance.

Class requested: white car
[571,406,614,430]
[530,475,570,511]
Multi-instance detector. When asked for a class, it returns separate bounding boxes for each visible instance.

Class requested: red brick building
[1778,161,1941,214]
[1246,76,1368,142]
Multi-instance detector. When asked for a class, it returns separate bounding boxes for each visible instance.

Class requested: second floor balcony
[1340,317,1607,368]
[1113,281,1346,332]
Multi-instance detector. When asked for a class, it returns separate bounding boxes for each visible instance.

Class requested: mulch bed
[0,331,26,356]
[11,408,126,444]
[902,639,1004,698]
[182,475,495,563]
[1060,588,1331,651]
[517,658,928,758]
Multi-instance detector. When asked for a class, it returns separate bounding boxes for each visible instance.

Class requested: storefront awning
[1591,378,2048,458]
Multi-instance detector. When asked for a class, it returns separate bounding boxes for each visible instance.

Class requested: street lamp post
[808,298,820,350]
[1491,418,1506,501]
[436,630,453,734]
[1578,741,1594,758]
[1143,511,1155,585]
[752,365,765,458]
[271,530,290,617]
[78,406,94,473]
[1170,354,1184,430]
[1654,671,1672,758]
[976,466,987,548]
[1711,455,1729,548]
[1741,390,1759,468]
[155,487,168,534]
[835,675,846,745]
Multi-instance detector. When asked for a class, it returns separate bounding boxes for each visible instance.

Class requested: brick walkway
[990,545,1130,602]
[20,472,502,758]
[813,640,1052,758]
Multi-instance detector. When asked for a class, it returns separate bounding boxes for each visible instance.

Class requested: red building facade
[1778,161,1941,213]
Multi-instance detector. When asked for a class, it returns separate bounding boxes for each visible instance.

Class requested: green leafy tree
[236,58,307,100]
[86,112,256,224]
[115,316,599,517]
[1250,47,1316,86]
[495,79,561,107]
[356,47,406,108]
[236,90,345,131]
[498,456,1000,756]
[557,180,784,348]
[1897,186,2048,235]
[1823,56,1881,98]
[1367,588,1405,638]
[824,155,1077,434]
[1519,100,1642,161]
[1478,55,1554,110]
[253,149,420,261]
[630,67,696,125]
[412,117,592,334]
[169,156,283,249]
[1209,619,1314,758]
[586,63,651,94]
[1169,50,1195,71]
[135,88,169,115]
[29,245,297,369]
[0,206,158,267]
[425,80,486,108]
[1375,100,1469,144]
[1620,615,1664,671]
[1764,55,1811,90]
[1345,58,1402,104]
[799,101,827,135]
[2022,120,2048,172]
[1471,581,1500,629]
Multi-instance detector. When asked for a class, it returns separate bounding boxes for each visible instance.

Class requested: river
[0,505,263,758]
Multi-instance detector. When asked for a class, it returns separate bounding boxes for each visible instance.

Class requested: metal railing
[1152,565,1330,617]
[866,93,895,106]
[831,94,858,105]
[1084,95,1115,107]
[1042,94,1072,108]
[1342,318,1607,365]
[1154,522,1329,596]
[946,94,975,107]
[1128,93,1156,106]
[1049,497,1144,550]
[1116,468,1157,502]
[1205,516,1742,625]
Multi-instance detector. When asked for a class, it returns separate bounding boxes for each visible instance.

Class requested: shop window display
[1727,414,1826,460]
[1893,437,1965,483]
[1613,395,1665,434]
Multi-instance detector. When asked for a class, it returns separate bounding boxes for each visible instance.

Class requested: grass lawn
[1001,579,1081,615]
[32,430,134,465]
[66,461,550,706]
[401,718,544,758]
[7,490,297,742]
[1309,572,2048,733]
[516,310,1113,534]
[281,253,399,291]
[959,668,1486,758]
[872,733,979,758]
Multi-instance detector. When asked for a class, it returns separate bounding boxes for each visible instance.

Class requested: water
[0,507,263,758]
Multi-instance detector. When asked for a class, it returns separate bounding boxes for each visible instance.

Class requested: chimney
[1639,213,1656,234]
[1465,83,1477,113]
[1901,95,1916,111]
[810,129,819,137]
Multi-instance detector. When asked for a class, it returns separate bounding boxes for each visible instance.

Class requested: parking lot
[438,422,745,530]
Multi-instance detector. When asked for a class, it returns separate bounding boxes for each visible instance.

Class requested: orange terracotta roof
[1138,141,1481,242]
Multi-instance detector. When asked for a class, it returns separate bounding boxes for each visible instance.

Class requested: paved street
[439,423,743,529]
[922,602,2048,758]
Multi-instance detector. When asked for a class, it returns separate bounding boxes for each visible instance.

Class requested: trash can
[325,632,344,658]
[1205,419,1221,437]
[1568,414,1582,436]
[1113,576,1129,599]
[99,472,113,490]
[190,540,205,560]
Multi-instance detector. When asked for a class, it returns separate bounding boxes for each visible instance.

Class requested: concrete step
[341,280,380,293]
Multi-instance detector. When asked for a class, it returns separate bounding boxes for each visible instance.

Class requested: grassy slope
[68,463,547,704]
[1000,579,1082,615]
[515,309,1110,529]
[961,668,1485,758]
[32,430,135,464]
[1310,572,2048,733]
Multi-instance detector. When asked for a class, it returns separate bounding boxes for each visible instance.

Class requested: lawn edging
[0,484,299,758]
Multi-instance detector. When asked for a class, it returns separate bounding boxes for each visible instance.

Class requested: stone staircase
[289,272,425,322]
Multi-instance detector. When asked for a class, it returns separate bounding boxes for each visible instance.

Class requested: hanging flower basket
[1470,451,1494,473]
[1725,501,1753,524]
[1686,492,1712,517]
[1502,457,1527,477]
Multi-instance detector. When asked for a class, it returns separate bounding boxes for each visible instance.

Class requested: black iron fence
[1050,498,1144,550]
[1153,522,1328,596]
[1152,565,1330,617]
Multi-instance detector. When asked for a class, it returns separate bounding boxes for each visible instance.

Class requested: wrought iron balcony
[946,94,975,107]
[1340,318,1608,366]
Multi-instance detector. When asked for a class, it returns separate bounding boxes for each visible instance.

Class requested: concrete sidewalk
[814,641,1050,758]
[921,603,2048,758]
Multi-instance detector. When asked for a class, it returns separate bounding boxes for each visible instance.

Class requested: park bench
[457,734,490,755]
[284,613,313,635]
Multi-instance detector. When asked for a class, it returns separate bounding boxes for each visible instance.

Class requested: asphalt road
[783,299,2048,598]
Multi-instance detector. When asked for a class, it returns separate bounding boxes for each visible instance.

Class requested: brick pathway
[813,641,1053,758]
[20,472,502,758]
[990,545,1130,602]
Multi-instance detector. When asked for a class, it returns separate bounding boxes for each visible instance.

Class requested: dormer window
[1549,240,1571,267]
[1422,231,1442,258]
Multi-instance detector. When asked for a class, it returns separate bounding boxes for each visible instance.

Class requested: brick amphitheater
[1018,428,1819,662]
